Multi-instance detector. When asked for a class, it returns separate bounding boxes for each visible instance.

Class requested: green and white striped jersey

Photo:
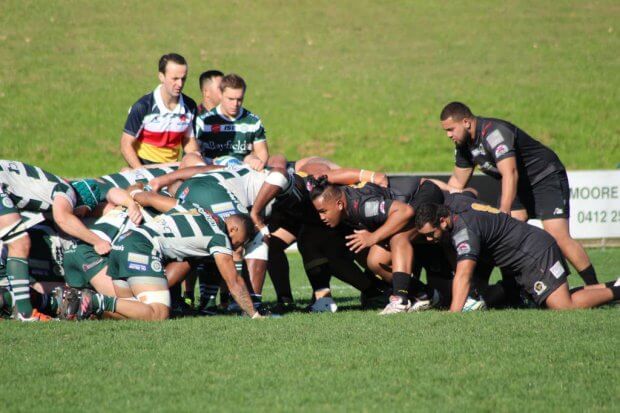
[195,106,266,160]
[136,204,232,261]
[193,165,268,209]
[99,166,178,189]
[0,160,76,212]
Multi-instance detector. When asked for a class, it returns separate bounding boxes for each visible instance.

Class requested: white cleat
[379,296,411,315]
[309,297,338,313]
[463,295,487,312]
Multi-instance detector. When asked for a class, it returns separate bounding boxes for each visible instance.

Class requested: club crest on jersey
[456,242,471,255]
[179,187,190,202]
[150,259,163,272]
[534,281,547,295]
[494,144,509,157]
[1,196,14,209]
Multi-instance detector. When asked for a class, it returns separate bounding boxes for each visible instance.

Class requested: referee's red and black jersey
[123,85,197,163]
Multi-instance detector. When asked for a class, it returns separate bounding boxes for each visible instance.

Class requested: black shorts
[505,170,570,220]
[513,243,569,306]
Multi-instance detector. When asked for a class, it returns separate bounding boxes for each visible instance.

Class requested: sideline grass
[1,249,618,412]
[1,1,618,176]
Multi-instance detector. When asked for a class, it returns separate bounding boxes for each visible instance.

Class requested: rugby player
[0,160,129,320]
[74,201,260,321]
[440,102,599,286]
[198,70,224,115]
[415,196,620,311]
[194,74,269,171]
[309,176,444,314]
[120,53,199,167]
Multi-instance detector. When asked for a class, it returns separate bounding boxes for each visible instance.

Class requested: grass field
[1,249,618,412]
[1,1,618,176]
[1,2,619,412]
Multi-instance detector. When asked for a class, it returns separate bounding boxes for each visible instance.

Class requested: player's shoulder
[180,93,197,112]
[240,107,261,122]
[131,92,156,111]
[200,107,220,121]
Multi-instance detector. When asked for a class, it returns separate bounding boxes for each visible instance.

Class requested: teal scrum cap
[70,179,101,210]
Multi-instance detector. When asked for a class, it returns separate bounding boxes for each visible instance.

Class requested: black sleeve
[454,146,474,168]
[123,98,148,137]
[484,124,516,163]
[451,225,480,262]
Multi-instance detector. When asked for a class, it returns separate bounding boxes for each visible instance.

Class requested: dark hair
[199,70,224,89]
[440,102,474,121]
[158,53,187,74]
[414,203,450,229]
[234,213,256,241]
[219,73,246,92]
[308,175,342,202]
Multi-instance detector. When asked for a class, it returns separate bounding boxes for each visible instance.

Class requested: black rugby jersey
[444,194,556,272]
[454,117,564,185]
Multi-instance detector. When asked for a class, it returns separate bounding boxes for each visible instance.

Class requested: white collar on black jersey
[154,84,185,115]
[215,104,245,122]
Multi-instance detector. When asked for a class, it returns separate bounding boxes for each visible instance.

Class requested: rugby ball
[310,297,338,313]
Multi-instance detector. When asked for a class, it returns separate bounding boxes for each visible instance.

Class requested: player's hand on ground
[127,201,143,225]
[94,239,112,255]
[345,229,377,253]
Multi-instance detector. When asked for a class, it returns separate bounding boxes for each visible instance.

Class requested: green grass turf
[0,248,618,412]
[1,1,618,177]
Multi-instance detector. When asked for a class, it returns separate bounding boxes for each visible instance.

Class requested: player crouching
[63,206,260,321]
[414,196,620,311]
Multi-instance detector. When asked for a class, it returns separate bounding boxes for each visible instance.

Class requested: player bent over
[74,205,260,320]
[414,195,620,311]
[440,102,599,286]
[0,160,127,320]
[309,177,443,315]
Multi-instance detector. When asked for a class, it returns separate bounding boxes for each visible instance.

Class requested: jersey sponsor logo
[486,130,505,149]
[379,201,386,214]
[553,208,564,215]
[494,144,509,157]
[128,262,147,272]
[549,261,565,279]
[150,258,163,272]
[534,281,547,295]
[112,244,125,251]
[456,241,471,255]
[453,228,469,244]
[212,124,221,133]
[115,230,132,243]
[364,201,379,217]
[128,253,149,265]
[82,258,104,272]
[211,202,235,214]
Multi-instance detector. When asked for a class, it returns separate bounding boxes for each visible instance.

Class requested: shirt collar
[154,84,185,115]
[216,104,244,122]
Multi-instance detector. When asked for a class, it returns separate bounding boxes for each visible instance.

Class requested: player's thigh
[89,269,116,296]
[271,227,296,245]
[128,276,171,319]
[542,282,574,309]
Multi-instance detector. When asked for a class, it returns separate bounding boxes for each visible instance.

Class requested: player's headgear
[71,179,101,211]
